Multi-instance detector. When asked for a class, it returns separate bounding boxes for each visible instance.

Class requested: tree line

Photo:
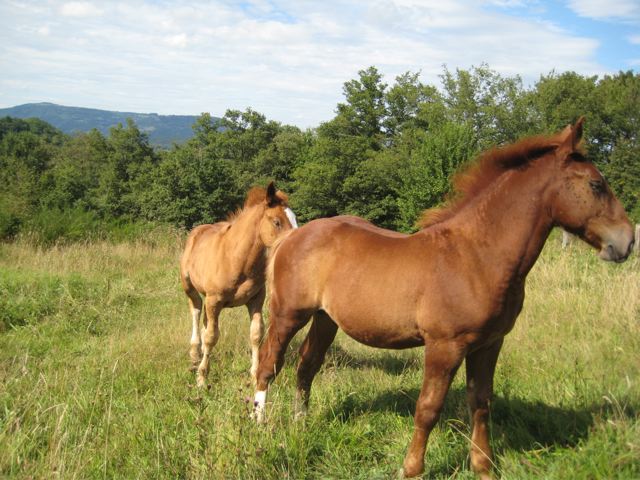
[1,65,638,242]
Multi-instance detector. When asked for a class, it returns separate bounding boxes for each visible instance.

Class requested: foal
[180,182,297,387]
[253,119,634,478]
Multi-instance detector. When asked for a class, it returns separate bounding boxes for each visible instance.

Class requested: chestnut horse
[180,182,297,388]
[252,119,634,478]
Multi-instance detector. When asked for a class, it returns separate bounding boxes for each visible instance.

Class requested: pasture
[1,231,638,479]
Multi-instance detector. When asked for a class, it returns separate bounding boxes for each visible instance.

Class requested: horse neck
[447,162,556,281]
[224,205,267,274]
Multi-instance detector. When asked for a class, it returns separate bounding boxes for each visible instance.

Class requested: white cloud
[59,2,103,17]
[0,0,620,127]
[164,33,189,48]
[629,35,640,45]
[566,0,640,21]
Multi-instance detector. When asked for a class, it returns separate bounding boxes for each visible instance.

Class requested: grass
[0,231,638,479]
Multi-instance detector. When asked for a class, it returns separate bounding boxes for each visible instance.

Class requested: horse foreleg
[253,310,309,423]
[465,339,503,480]
[196,295,222,388]
[401,341,466,478]
[246,291,266,384]
[187,294,203,371]
[295,311,338,418]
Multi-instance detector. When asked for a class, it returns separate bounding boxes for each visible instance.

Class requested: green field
[1,231,638,479]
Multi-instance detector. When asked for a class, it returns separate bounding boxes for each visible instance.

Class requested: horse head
[550,117,634,262]
[258,181,298,247]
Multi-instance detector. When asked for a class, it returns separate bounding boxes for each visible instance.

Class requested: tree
[138,143,240,228]
[384,72,443,140]
[44,129,109,210]
[440,64,533,148]
[396,122,476,231]
[93,118,157,218]
[335,66,388,149]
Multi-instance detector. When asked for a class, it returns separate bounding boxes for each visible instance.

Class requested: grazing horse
[180,182,297,388]
[252,119,634,478]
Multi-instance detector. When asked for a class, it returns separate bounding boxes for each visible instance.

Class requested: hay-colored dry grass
[0,231,638,479]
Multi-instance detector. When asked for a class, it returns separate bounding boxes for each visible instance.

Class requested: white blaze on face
[285,207,298,229]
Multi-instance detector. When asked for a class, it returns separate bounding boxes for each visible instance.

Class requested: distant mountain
[0,103,213,147]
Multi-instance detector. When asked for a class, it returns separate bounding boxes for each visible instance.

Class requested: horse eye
[589,179,606,196]
[273,218,282,228]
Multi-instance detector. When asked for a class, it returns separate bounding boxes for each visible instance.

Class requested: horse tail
[266,229,294,292]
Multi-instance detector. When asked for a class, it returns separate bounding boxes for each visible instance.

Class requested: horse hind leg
[295,311,338,418]
[196,294,222,388]
[253,308,311,423]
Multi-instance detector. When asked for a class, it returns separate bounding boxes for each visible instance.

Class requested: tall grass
[0,232,638,479]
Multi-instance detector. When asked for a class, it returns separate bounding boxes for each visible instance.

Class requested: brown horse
[252,119,634,478]
[180,182,297,388]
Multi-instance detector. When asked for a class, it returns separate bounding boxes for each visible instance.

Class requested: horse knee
[249,318,263,346]
[202,328,219,349]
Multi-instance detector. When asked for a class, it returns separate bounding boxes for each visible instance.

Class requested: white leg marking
[285,207,298,229]
[253,390,267,423]
[249,313,263,383]
[190,308,201,345]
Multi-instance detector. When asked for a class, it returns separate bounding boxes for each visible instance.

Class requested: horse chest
[484,287,525,338]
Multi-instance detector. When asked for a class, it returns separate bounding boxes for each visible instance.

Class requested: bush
[19,207,101,244]
[0,209,21,239]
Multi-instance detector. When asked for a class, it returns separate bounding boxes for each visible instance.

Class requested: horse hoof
[250,409,266,424]
[397,466,422,478]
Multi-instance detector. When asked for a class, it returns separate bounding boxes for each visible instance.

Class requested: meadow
[0,230,638,479]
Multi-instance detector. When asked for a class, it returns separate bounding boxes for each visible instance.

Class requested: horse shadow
[320,346,639,476]
[329,385,638,477]
[323,343,423,375]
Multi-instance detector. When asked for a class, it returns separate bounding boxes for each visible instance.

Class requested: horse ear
[266,181,278,207]
[572,116,585,148]
[559,116,585,158]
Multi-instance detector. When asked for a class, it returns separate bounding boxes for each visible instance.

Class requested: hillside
[0,102,212,147]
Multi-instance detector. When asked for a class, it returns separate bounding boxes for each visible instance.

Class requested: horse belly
[322,293,424,350]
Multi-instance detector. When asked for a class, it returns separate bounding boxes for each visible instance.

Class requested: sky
[1,0,639,128]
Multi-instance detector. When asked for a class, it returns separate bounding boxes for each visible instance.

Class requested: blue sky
[1,0,638,128]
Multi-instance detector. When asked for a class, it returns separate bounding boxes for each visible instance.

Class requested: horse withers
[252,119,634,478]
[180,182,297,388]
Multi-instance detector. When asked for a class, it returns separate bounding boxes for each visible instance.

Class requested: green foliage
[342,152,402,228]
[20,207,102,244]
[137,143,241,228]
[0,66,638,240]
[396,122,477,231]
[43,129,109,210]
[93,119,158,218]
[440,64,533,148]
[605,139,640,222]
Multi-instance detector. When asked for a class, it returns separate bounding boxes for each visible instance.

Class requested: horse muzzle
[598,228,635,263]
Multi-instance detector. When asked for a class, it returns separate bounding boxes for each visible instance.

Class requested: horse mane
[226,186,290,223]
[417,131,575,229]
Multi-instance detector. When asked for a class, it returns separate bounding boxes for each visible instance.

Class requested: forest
[1,65,639,242]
